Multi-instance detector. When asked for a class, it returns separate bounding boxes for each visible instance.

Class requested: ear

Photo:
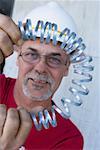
[63,67,69,76]
[63,62,70,76]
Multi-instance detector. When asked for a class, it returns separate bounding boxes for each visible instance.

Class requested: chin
[23,85,53,101]
[22,75,55,101]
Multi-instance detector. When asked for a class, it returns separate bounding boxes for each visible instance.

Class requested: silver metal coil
[18,19,94,131]
[18,19,86,63]
[30,106,57,131]
[60,55,94,109]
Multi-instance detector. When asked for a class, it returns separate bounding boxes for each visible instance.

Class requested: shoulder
[56,112,84,149]
[0,74,16,103]
[0,74,16,85]
[0,74,6,80]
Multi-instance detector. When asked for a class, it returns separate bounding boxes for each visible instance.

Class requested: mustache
[25,71,54,85]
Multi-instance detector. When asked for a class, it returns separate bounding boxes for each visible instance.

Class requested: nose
[33,59,48,74]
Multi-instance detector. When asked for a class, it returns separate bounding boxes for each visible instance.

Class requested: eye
[24,52,38,60]
[48,56,62,65]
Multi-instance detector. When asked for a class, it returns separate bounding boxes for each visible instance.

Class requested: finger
[16,107,32,145]
[0,29,13,57]
[0,50,4,64]
[2,108,20,140]
[0,14,23,46]
[0,104,7,136]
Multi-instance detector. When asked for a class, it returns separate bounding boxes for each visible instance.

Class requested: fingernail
[17,39,24,46]
[17,106,24,110]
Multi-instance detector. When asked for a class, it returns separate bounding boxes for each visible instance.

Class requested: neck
[14,80,52,114]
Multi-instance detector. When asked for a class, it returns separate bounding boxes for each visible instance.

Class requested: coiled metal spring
[61,55,94,117]
[18,19,94,131]
[30,106,57,131]
[18,19,86,63]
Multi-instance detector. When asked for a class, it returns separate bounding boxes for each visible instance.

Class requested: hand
[0,14,23,64]
[0,104,32,150]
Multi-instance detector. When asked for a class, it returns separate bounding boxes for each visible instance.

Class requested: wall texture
[3,0,100,150]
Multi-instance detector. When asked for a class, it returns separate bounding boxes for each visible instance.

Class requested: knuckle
[0,30,13,57]
[12,31,21,44]
[13,35,20,43]
[0,107,6,127]
[0,31,8,43]
[8,108,19,122]
[7,108,19,130]
[0,110,6,120]
[8,107,17,112]
[19,108,32,126]
[0,104,6,116]
[0,15,20,42]
[0,104,6,108]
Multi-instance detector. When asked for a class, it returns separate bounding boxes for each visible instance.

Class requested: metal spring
[18,19,86,63]
[61,56,94,111]
[30,103,72,131]
[18,19,94,130]
[30,106,57,131]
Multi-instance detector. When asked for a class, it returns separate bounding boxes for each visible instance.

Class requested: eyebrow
[27,47,37,52]
[27,47,62,56]
[49,53,62,57]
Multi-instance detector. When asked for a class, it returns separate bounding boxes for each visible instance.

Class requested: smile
[28,78,48,88]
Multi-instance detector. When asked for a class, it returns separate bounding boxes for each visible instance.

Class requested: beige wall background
[3,0,100,150]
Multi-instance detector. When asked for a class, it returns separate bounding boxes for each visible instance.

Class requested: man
[0,6,84,150]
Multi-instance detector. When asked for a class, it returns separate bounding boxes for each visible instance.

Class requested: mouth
[23,75,53,100]
[28,78,49,89]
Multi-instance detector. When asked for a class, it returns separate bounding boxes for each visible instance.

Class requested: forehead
[21,39,67,57]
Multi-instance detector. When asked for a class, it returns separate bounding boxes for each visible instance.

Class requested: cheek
[18,61,33,77]
[52,67,67,81]
[51,70,64,90]
[50,66,68,91]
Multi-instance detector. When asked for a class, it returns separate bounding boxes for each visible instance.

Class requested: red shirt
[0,74,84,150]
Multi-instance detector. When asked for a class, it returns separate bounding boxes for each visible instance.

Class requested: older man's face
[17,39,70,101]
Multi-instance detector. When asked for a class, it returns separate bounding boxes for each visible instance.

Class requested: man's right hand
[0,104,32,150]
[0,14,23,64]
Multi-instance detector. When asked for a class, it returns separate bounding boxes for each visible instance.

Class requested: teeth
[34,79,47,84]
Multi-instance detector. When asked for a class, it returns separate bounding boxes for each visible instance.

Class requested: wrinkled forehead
[21,39,68,58]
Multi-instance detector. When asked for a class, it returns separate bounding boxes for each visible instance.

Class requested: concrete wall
[3,0,100,150]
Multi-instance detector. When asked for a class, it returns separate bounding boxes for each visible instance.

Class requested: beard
[22,70,55,101]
